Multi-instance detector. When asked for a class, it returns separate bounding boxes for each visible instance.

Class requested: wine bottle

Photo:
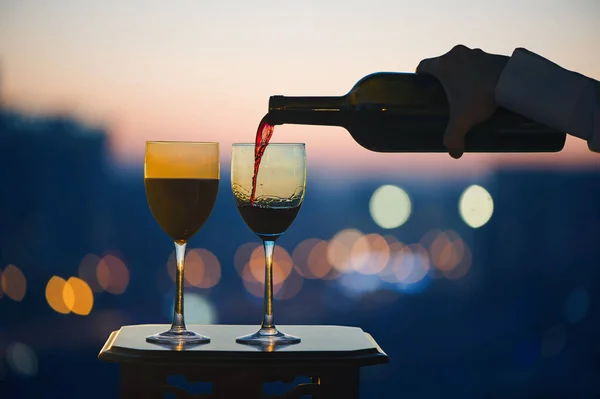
[267,72,566,153]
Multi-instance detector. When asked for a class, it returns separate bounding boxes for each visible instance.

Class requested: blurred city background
[1,1,599,398]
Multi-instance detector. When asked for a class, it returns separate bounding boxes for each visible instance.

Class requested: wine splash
[251,114,274,204]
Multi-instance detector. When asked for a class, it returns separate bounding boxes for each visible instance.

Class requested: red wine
[267,72,566,152]
[237,204,301,240]
[251,114,275,204]
[145,178,219,243]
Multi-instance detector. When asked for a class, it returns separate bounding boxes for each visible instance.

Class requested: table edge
[98,326,389,367]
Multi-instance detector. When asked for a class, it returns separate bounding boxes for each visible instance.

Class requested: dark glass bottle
[267,72,566,153]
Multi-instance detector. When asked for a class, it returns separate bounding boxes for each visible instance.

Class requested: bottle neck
[268,95,346,126]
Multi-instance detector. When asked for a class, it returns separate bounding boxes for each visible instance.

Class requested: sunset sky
[1,0,598,176]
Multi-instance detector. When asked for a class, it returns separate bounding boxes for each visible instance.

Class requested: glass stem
[261,240,275,330]
[171,241,187,331]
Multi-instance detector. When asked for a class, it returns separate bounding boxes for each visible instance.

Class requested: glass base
[146,328,210,346]
[236,326,300,346]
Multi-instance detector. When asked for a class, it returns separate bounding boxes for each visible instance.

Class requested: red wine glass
[231,143,306,346]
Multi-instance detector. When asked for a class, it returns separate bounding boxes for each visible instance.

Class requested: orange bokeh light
[351,233,390,275]
[242,279,264,298]
[194,248,221,289]
[247,245,293,285]
[442,242,472,280]
[419,228,442,249]
[168,248,221,288]
[307,240,334,279]
[241,263,264,298]
[64,277,94,316]
[1,264,27,302]
[274,269,304,300]
[328,229,363,273]
[291,238,321,279]
[181,249,205,287]
[46,276,71,314]
[46,276,94,316]
[97,254,129,294]
[429,230,465,272]
[234,242,262,277]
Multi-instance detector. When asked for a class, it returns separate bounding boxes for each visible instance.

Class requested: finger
[449,44,470,56]
[416,57,439,75]
[443,112,470,159]
[449,149,463,159]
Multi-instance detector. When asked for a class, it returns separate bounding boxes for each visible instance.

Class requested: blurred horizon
[1,0,599,174]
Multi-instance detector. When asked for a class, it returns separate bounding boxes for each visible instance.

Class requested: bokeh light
[379,241,405,283]
[78,254,103,292]
[234,242,261,277]
[241,263,264,298]
[369,185,412,229]
[328,228,363,273]
[383,235,400,246]
[182,293,217,324]
[338,272,383,297]
[441,242,472,280]
[1,264,27,302]
[97,254,130,294]
[350,233,390,275]
[428,230,465,273]
[459,185,494,228]
[419,229,442,249]
[292,238,322,279]
[247,245,293,285]
[307,239,337,280]
[168,248,222,289]
[167,248,221,288]
[195,249,221,289]
[0,267,3,299]
[46,276,71,314]
[274,269,304,300]
[241,246,302,299]
[63,277,94,316]
[6,343,38,377]
[181,249,205,287]
[392,244,430,285]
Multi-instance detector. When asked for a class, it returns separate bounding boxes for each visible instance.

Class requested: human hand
[417,45,509,158]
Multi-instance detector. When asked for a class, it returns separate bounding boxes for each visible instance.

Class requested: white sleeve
[495,48,599,153]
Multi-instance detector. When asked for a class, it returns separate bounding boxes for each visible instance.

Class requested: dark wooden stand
[98,324,388,399]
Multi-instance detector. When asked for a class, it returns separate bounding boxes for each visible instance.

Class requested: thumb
[416,57,439,75]
[443,111,470,159]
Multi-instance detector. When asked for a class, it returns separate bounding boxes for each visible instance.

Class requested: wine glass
[144,141,219,346]
[231,143,306,346]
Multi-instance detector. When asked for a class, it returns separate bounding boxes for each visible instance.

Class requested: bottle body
[268,72,566,153]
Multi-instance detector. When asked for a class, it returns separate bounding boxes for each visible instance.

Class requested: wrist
[495,48,594,142]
